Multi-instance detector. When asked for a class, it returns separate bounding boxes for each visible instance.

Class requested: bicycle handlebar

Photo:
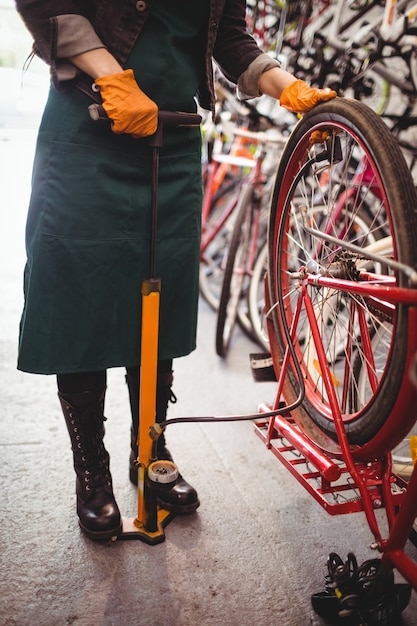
[88,104,202,128]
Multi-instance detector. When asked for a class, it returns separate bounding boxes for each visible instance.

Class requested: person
[15,0,336,542]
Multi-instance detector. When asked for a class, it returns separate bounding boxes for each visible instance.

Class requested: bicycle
[248,240,270,351]
[199,122,258,312]
[199,88,285,314]
[253,97,417,612]
[246,139,386,353]
[246,0,286,54]
[214,124,286,357]
[280,0,417,119]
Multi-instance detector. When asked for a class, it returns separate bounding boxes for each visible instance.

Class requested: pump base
[118,510,176,544]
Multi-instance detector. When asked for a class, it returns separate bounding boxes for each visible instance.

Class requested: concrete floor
[1,130,417,626]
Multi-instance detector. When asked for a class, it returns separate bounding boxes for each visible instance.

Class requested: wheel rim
[268,106,411,446]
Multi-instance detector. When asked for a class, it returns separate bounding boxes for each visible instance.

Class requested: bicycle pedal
[310,592,342,623]
[249,353,277,382]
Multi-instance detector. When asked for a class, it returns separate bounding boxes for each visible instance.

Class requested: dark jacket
[15,0,279,112]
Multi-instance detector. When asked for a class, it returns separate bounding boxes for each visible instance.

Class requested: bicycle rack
[253,411,407,518]
[253,406,417,593]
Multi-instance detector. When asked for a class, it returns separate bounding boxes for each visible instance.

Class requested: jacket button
[136,1,147,11]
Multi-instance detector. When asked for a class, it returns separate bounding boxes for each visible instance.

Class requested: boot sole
[156,496,200,515]
[130,468,200,514]
[78,519,122,542]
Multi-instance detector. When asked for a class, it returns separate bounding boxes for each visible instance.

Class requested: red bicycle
[254,97,417,622]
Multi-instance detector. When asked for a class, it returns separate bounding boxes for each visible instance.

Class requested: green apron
[18,0,209,374]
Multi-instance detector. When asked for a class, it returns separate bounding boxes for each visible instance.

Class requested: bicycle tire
[267,97,417,459]
[199,177,240,310]
[216,182,255,357]
[351,69,390,116]
[248,241,270,351]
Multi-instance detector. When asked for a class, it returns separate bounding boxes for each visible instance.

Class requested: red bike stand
[254,410,407,517]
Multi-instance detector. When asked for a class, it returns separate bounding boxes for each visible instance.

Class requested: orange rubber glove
[94,69,158,137]
[280,79,337,114]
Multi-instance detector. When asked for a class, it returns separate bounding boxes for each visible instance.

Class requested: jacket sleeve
[213,0,280,99]
[15,1,105,82]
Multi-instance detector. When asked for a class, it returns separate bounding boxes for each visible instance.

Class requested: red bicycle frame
[255,268,417,589]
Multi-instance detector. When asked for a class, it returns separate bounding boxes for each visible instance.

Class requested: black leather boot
[126,368,200,514]
[59,390,122,540]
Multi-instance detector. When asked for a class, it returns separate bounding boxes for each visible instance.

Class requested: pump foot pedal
[250,353,277,382]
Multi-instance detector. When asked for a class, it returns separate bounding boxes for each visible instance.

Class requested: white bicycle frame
[302,0,417,50]
[379,0,417,42]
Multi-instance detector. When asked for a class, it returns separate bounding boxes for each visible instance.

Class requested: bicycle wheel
[350,69,390,116]
[199,177,240,310]
[251,203,379,355]
[352,331,417,469]
[216,182,255,357]
[267,97,417,458]
[248,241,270,351]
